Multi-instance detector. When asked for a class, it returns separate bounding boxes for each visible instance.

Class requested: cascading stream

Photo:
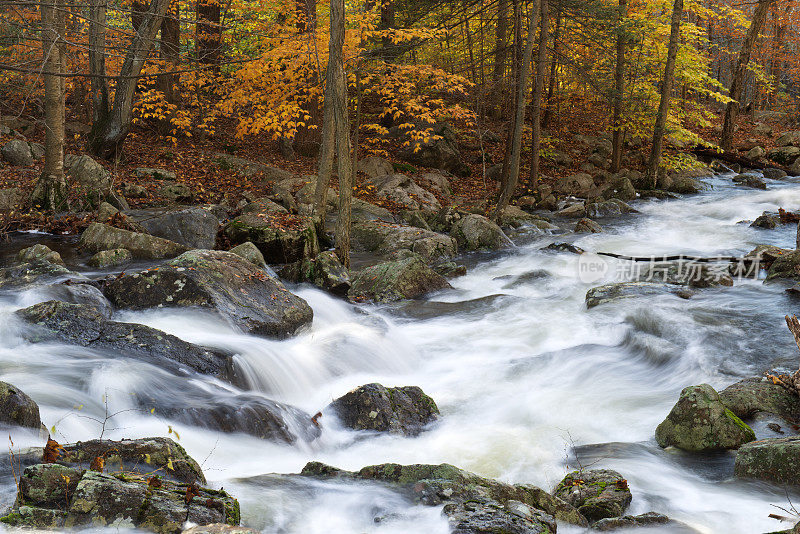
[1,172,799,533]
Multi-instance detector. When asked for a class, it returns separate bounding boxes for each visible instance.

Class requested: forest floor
[0,94,789,236]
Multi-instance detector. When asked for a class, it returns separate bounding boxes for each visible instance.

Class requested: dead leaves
[43,437,63,463]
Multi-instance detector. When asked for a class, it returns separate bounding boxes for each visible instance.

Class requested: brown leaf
[43,437,63,463]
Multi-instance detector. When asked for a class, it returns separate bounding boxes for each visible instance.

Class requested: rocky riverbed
[1,165,800,533]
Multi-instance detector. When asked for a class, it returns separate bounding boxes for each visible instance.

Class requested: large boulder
[17,244,63,265]
[720,377,800,422]
[351,198,395,223]
[352,221,457,264]
[1,139,34,166]
[767,146,800,165]
[66,155,115,209]
[398,124,469,176]
[329,383,439,436]
[363,174,440,212]
[450,214,512,251]
[497,206,557,231]
[277,250,351,296]
[301,461,585,526]
[734,437,800,486]
[126,207,220,249]
[358,156,394,179]
[79,223,189,260]
[348,256,451,302]
[223,212,320,264]
[0,382,41,430]
[553,469,632,522]
[35,281,113,317]
[103,250,313,338]
[600,177,636,202]
[655,384,755,451]
[87,248,133,268]
[776,131,800,147]
[553,173,594,197]
[2,463,238,533]
[732,173,767,190]
[16,301,234,379]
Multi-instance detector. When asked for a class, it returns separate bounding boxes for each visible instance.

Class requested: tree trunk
[529,0,549,184]
[158,0,180,105]
[644,0,683,189]
[312,70,336,221]
[610,0,628,173]
[491,0,508,117]
[197,0,221,64]
[492,0,541,219]
[719,0,772,151]
[87,0,173,158]
[32,0,67,210]
[88,0,109,127]
[541,4,561,128]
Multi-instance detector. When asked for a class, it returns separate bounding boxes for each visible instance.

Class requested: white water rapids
[2,172,800,533]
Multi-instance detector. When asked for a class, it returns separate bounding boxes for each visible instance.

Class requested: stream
[1,172,800,533]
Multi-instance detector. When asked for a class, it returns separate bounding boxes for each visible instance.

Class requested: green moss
[725,408,756,439]
[225,498,241,525]
[0,512,23,525]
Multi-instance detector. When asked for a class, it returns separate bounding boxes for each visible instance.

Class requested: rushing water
[2,172,800,533]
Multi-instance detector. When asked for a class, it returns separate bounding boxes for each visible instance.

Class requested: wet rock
[16,301,234,378]
[126,207,220,249]
[79,223,189,259]
[398,123,469,177]
[17,244,63,265]
[228,242,266,268]
[655,384,755,451]
[668,176,705,195]
[764,168,788,180]
[766,250,800,281]
[450,214,512,251]
[104,250,313,338]
[38,281,113,317]
[348,256,451,303]
[2,462,238,533]
[543,242,584,254]
[593,512,671,531]
[159,181,194,203]
[358,156,394,179]
[720,377,800,423]
[552,469,632,522]
[751,213,780,229]
[585,282,683,309]
[732,173,767,190]
[0,187,24,212]
[87,248,133,268]
[1,139,34,166]
[364,174,440,213]
[352,221,457,264]
[555,202,586,218]
[223,212,320,264]
[0,381,41,429]
[329,383,439,436]
[585,199,636,219]
[734,436,800,486]
[601,177,636,202]
[637,262,733,288]
[277,250,350,296]
[443,498,555,534]
[575,218,602,233]
[0,260,75,290]
[301,461,586,526]
[497,206,556,230]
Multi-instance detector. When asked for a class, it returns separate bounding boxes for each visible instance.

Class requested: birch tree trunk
[644,0,683,189]
[719,0,772,151]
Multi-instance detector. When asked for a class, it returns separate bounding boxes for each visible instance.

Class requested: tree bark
[610,0,628,173]
[529,0,549,184]
[541,4,561,128]
[158,0,180,105]
[32,0,67,210]
[492,0,541,219]
[197,0,221,65]
[88,0,109,127]
[644,0,683,189]
[719,0,772,151]
[87,0,173,158]
[491,0,508,117]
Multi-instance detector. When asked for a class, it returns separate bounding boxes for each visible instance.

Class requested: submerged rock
[329,383,439,436]
[104,250,313,338]
[348,256,451,303]
[655,384,755,451]
[352,221,457,264]
[79,223,189,260]
[552,469,632,522]
[301,461,586,527]
[593,512,672,531]
[2,462,238,533]
[585,282,685,309]
[0,381,42,429]
[182,525,258,534]
[277,250,351,296]
[734,437,800,486]
[16,301,234,379]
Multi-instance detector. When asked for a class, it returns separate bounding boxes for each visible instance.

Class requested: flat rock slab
[103,250,313,338]
[734,436,800,486]
[79,223,189,260]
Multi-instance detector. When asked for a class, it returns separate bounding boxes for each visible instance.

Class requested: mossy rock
[655,384,755,451]
[348,256,451,303]
[224,212,320,264]
[734,437,800,486]
[328,383,439,436]
[553,469,632,522]
[0,381,42,429]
